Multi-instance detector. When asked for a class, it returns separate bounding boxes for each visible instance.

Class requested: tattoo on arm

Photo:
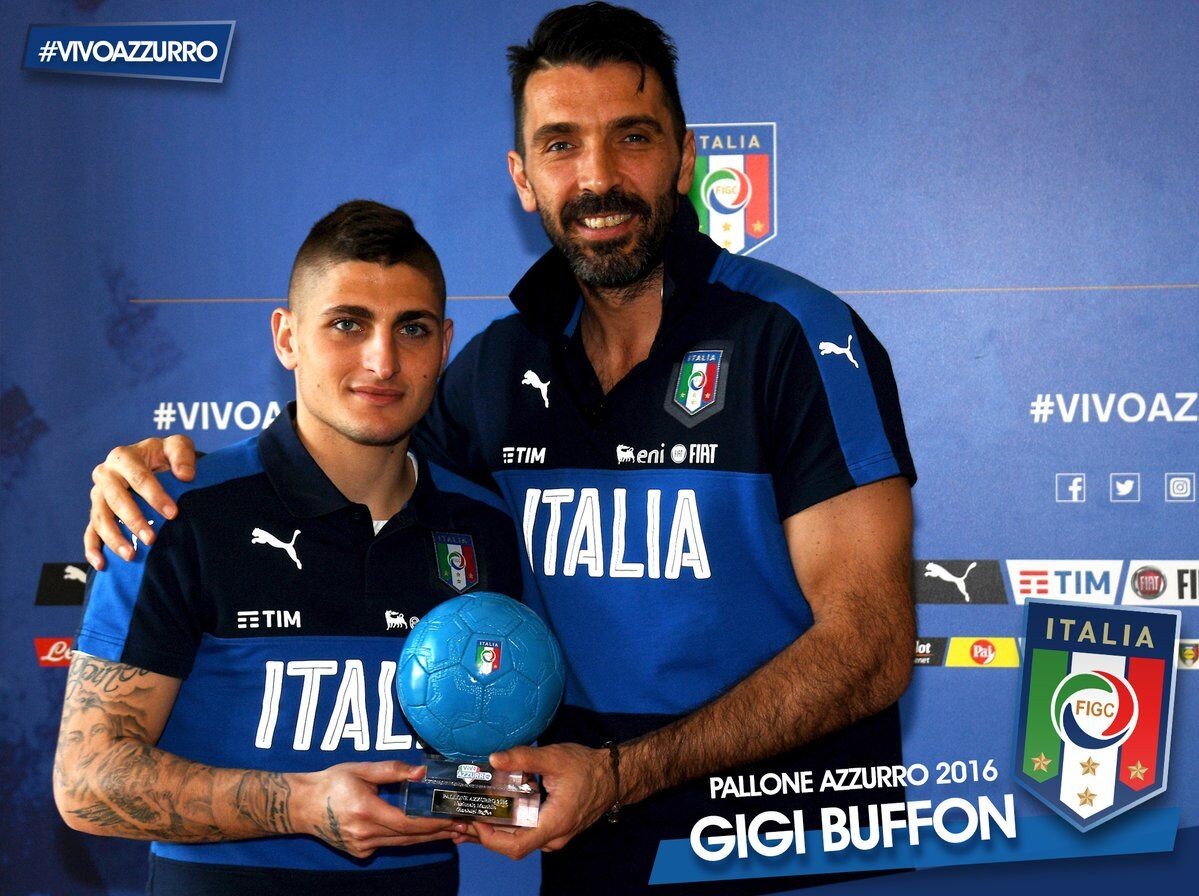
[235,771,295,835]
[54,654,296,843]
[314,797,347,852]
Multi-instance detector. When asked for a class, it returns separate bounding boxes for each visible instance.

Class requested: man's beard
[540,186,678,290]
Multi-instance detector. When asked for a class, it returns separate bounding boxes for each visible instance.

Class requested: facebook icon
[1055,473,1087,503]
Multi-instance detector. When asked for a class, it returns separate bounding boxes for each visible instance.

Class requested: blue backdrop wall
[2,1,1196,893]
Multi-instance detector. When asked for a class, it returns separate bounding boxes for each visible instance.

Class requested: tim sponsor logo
[1005,561,1123,605]
[502,447,546,465]
[237,610,302,631]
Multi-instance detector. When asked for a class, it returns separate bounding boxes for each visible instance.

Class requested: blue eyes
[330,319,431,338]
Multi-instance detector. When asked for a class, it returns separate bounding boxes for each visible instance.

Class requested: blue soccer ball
[396,592,565,761]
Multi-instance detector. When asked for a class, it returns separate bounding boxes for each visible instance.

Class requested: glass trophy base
[403,753,541,827]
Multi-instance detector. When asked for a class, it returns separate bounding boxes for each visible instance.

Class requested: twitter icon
[1110,472,1141,503]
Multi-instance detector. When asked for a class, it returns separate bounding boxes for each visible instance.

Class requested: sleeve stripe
[712,255,902,486]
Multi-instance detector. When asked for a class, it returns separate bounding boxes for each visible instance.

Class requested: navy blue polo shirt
[415,201,916,892]
[77,405,522,887]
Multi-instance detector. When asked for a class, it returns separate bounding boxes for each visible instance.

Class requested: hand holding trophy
[396,592,565,827]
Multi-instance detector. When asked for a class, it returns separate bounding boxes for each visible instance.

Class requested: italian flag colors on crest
[1015,601,1179,830]
[433,532,478,593]
[687,122,776,255]
[674,350,721,415]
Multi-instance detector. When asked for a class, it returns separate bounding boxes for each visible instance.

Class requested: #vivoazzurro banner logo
[1014,600,1180,830]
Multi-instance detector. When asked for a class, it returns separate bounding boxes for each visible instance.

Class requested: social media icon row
[1055,472,1195,504]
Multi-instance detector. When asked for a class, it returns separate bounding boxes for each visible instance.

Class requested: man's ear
[272,307,299,371]
[677,128,697,194]
[440,318,454,374]
[508,150,539,213]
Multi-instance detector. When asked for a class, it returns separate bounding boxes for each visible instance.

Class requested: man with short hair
[84,5,917,894]
[57,200,522,896]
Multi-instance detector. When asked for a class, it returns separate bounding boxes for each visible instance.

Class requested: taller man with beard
[83,5,917,894]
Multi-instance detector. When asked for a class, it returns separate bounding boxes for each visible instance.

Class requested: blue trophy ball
[396,592,565,762]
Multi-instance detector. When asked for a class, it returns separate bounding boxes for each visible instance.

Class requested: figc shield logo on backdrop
[1015,601,1180,831]
[687,123,776,255]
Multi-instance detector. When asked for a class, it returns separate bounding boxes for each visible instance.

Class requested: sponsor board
[915,560,1007,604]
[1015,601,1180,830]
[1121,562,1199,606]
[35,562,88,605]
[1179,640,1199,668]
[945,637,1020,667]
[1006,561,1123,605]
[913,637,948,666]
[35,638,73,667]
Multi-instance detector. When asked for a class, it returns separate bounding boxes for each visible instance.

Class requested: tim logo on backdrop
[1014,600,1180,831]
[688,123,776,255]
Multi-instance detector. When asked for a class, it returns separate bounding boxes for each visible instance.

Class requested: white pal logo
[522,370,550,408]
[924,561,977,602]
[63,565,88,583]
[818,335,858,368]
[251,527,302,570]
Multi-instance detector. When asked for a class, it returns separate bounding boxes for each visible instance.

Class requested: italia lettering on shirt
[255,660,415,751]
[520,487,711,579]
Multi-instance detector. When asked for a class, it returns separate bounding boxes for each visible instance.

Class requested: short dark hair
[507,2,686,155]
[288,200,446,305]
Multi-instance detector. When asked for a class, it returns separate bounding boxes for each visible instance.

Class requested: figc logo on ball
[397,592,565,762]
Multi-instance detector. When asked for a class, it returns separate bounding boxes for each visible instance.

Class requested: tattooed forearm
[64,654,152,701]
[234,771,295,834]
[54,653,297,844]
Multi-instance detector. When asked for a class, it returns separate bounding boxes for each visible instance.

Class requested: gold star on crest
[721,222,732,232]
[1127,761,1148,781]
[1080,757,1099,775]
[751,220,765,235]
[1077,787,1097,807]
[1030,752,1052,772]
